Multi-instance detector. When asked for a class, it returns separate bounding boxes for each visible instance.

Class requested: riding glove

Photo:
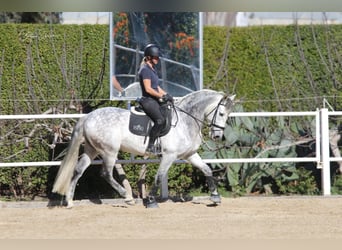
[159,94,173,103]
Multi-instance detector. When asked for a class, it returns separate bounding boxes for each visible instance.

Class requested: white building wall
[61,12,110,24]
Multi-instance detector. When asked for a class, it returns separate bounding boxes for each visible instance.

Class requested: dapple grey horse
[52,89,235,208]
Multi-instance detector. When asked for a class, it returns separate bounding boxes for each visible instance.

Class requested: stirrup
[145,144,161,155]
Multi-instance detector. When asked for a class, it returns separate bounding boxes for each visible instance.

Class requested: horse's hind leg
[138,163,147,199]
[114,164,135,205]
[66,152,95,208]
[100,156,133,204]
[137,156,149,200]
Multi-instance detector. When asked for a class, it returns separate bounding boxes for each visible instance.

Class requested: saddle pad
[129,106,151,136]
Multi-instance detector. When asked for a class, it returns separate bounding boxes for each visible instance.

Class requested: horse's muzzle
[210,129,224,140]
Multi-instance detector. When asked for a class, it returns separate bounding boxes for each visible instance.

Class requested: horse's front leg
[145,154,176,208]
[144,173,163,208]
[187,153,221,204]
[137,155,149,200]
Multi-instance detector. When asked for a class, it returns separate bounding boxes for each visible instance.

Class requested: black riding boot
[146,136,160,155]
[146,119,164,155]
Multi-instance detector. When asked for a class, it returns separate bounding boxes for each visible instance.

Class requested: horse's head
[208,94,235,140]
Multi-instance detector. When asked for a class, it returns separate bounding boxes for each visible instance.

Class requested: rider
[138,43,173,155]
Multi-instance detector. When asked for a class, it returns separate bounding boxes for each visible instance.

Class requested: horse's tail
[52,116,86,196]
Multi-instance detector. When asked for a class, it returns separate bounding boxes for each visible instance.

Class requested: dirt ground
[1,196,342,239]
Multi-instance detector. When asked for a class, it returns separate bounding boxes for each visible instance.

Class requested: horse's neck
[178,91,221,120]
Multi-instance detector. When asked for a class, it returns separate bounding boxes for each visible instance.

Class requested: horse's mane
[175,89,224,107]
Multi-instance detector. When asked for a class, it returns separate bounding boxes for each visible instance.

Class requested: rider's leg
[140,97,165,154]
[146,118,165,153]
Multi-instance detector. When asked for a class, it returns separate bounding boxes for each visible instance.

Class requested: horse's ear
[223,94,235,107]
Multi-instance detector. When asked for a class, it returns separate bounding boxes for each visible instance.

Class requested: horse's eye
[219,112,225,116]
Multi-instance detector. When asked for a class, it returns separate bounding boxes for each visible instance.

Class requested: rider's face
[151,56,159,64]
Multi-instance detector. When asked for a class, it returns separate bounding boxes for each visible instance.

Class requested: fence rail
[0,109,338,196]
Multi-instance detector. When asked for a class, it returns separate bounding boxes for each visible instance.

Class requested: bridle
[207,97,229,129]
[174,96,229,130]
[171,96,232,151]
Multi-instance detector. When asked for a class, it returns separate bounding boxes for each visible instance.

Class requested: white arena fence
[0,109,340,197]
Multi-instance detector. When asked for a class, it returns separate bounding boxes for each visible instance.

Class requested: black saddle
[129,101,172,137]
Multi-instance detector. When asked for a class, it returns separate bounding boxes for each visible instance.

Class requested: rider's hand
[162,93,173,103]
[167,94,174,103]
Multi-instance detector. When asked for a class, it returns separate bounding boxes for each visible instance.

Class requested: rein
[173,97,229,152]
[174,97,226,129]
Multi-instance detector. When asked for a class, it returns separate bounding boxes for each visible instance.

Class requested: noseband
[175,96,229,130]
[207,97,229,130]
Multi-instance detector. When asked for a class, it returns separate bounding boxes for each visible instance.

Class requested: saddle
[129,101,173,137]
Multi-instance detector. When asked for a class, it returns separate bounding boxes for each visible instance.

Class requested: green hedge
[0,24,113,200]
[3,24,340,114]
[0,24,110,114]
[204,25,342,111]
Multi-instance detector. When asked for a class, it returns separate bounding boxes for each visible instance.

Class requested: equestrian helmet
[144,44,160,57]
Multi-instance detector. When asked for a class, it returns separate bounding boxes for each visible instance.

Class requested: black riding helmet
[144,43,160,58]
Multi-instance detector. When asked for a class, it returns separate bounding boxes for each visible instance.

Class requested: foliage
[0,167,49,200]
[201,103,319,196]
[331,174,342,195]
[276,167,319,195]
[166,164,193,198]
[0,24,110,115]
[0,12,62,24]
[0,23,111,200]
[114,163,194,199]
[203,25,342,111]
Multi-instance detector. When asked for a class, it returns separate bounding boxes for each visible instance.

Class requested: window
[110,12,202,100]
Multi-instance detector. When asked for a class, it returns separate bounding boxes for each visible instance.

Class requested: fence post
[161,175,169,199]
[320,108,331,195]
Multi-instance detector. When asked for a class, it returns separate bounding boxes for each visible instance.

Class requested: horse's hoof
[66,200,74,209]
[66,204,74,209]
[124,197,136,205]
[146,201,159,208]
[143,197,159,208]
[210,194,221,204]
